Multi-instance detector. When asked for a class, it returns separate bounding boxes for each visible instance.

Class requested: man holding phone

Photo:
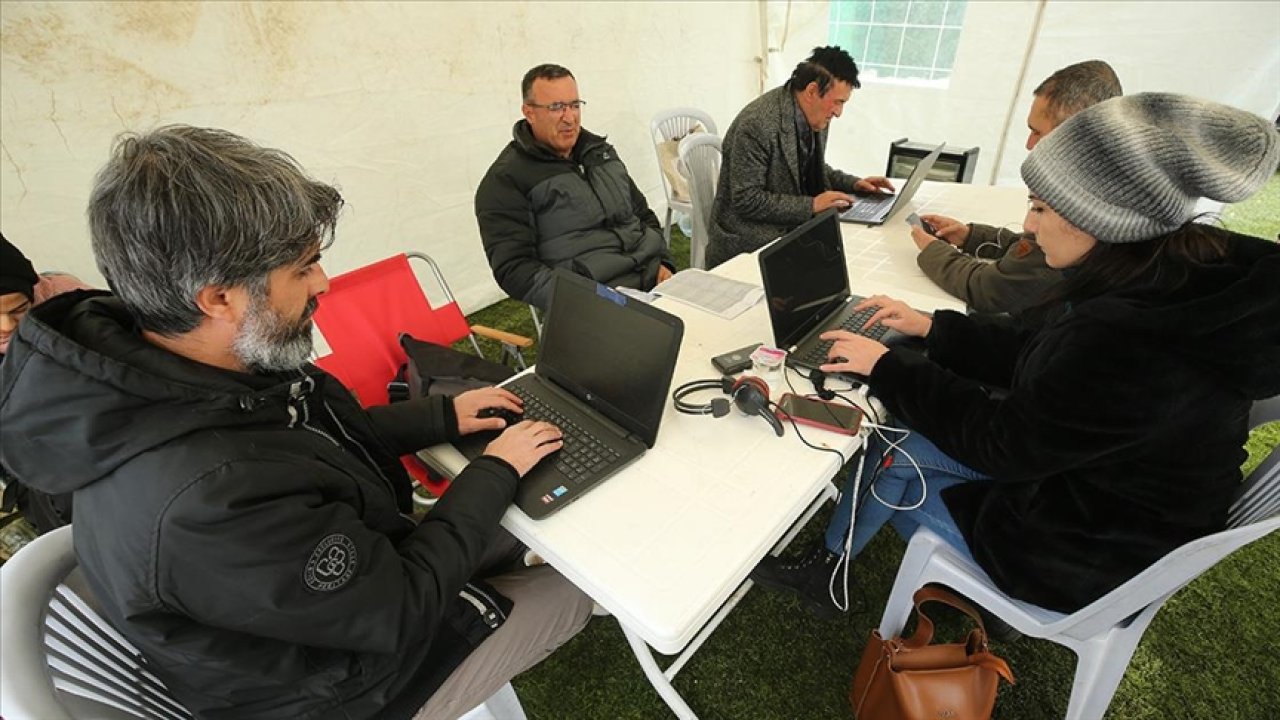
[911,60,1123,314]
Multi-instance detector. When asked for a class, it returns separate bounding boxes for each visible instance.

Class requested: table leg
[620,622,698,720]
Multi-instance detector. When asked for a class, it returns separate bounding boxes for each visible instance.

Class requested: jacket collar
[772,85,804,189]
[510,120,606,162]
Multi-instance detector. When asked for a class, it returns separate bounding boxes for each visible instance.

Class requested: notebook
[838,143,945,225]
[758,210,912,373]
[455,270,685,519]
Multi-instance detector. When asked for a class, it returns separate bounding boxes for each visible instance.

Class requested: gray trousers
[414,530,594,720]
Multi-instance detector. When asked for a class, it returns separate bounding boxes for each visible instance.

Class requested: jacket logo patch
[304,533,357,592]
[1013,238,1034,258]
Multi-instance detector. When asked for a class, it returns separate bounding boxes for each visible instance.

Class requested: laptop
[758,210,913,374]
[455,270,685,519]
[838,143,945,225]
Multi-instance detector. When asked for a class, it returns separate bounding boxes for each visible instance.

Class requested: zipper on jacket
[319,398,410,521]
[289,379,342,449]
[461,583,506,629]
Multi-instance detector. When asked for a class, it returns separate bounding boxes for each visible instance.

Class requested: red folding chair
[312,252,532,496]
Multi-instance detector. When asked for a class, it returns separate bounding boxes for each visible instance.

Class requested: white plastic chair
[677,133,723,270]
[650,108,718,247]
[876,397,1280,720]
[0,525,527,720]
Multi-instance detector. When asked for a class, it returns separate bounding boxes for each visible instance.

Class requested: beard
[232,294,318,373]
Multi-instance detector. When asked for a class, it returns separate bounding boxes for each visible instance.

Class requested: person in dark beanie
[752,93,1280,617]
[0,233,90,358]
[0,233,40,357]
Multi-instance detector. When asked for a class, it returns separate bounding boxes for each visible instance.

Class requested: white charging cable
[972,223,1026,260]
[827,417,927,612]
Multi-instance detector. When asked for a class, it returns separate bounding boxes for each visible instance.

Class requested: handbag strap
[902,585,990,649]
[968,647,1017,684]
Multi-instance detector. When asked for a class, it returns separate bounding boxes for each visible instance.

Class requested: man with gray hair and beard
[0,125,592,720]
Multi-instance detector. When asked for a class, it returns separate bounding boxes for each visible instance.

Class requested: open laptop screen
[538,271,684,447]
[759,211,850,349]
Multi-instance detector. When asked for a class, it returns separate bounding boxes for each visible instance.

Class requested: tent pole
[989,0,1049,185]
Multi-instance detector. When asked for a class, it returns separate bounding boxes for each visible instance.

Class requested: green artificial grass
[465,178,1280,719]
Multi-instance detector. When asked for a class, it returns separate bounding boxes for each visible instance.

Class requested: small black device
[775,394,863,435]
[711,343,762,375]
[905,212,936,236]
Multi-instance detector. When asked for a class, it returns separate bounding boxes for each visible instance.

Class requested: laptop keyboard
[509,383,623,485]
[796,303,890,365]
[841,195,892,220]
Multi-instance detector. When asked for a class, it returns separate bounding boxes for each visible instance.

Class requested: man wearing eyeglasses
[476,64,674,309]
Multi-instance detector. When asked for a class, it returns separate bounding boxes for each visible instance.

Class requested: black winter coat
[475,122,672,308]
[867,230,1280,612]
[0,295,521,719]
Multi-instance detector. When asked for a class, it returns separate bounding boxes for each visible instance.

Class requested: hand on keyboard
[818,330,888,377]
[455,387,524,435]
[483,421,563,477]
[852,295,933,338]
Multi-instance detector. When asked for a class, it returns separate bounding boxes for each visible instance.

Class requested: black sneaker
[750,544,842,620]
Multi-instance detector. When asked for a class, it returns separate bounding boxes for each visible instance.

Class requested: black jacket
[867,230,1280,612]
[0,294,521,719]
[475,121,672,308]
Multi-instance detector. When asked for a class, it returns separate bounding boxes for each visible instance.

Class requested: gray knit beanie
[1021,92,1280,243]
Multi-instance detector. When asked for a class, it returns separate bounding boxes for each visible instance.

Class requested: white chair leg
[663,207,673,247]
[1063,610,1157,720]
[877,530,942,637]
[484,682,527,720]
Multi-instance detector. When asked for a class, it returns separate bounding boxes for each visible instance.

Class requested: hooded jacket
[0,293,521,719]
[475,121,671,309]
[867,229,1280,612]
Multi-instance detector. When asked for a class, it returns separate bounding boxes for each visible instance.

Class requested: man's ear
[520,102,536,126]
[193,284,244,324]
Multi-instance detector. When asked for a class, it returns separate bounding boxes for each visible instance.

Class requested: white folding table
[424,181,1030,718]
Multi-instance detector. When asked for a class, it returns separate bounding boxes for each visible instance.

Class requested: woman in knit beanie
[752,93,1280,619]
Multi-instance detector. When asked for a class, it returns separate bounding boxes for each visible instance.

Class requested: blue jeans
[823,428,989,560]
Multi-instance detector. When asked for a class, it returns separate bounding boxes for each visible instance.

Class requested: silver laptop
[838,143,945,225]
[455,270,684,519]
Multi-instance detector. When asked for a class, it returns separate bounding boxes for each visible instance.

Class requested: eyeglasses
[526,100,586,113]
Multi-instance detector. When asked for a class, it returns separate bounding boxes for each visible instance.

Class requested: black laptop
[838,143,944,225]
[455,270,684,519]
[758,210,912,373]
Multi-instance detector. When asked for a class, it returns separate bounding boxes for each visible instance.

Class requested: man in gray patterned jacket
[476,64,673,309]
[706,46,894,268]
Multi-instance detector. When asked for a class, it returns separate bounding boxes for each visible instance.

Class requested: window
[828,0,968,86]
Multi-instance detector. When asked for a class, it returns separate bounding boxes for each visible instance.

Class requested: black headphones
[672,375,784,437]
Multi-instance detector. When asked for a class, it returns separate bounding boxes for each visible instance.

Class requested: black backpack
[388,333,515,402]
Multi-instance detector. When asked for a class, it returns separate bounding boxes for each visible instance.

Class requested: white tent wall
[3,1,1278,316]
[0,1,761,312]
[770,1,1279,189]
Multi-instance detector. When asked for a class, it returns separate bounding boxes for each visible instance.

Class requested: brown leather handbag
[851,586,1015,720]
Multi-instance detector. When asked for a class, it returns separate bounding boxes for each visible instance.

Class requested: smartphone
[712,343,763,375]
[775,393,863,435]
[905,213,937,236]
